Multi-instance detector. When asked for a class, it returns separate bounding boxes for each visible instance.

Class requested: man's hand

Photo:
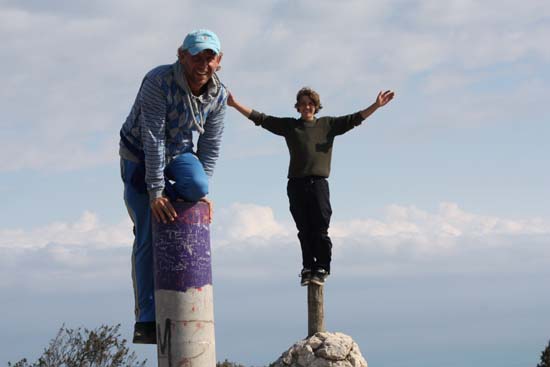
[150,197,177,224]
[376,90,395,107]
[199,197,214,223]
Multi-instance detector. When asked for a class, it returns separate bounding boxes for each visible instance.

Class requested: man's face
[180,49,222,93]
[297,95,316,121]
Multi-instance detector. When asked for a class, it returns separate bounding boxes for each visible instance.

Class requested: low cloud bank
[1,202,548,290]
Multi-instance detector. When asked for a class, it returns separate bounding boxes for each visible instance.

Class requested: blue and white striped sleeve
[197,90,227,177]
[139,75,167,200]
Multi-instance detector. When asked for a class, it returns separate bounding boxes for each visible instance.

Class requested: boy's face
[297,95,316,121]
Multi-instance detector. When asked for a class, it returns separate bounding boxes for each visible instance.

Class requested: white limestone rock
[271,332,367,367]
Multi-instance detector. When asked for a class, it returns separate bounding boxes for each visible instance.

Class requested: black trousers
[287,176,333,273]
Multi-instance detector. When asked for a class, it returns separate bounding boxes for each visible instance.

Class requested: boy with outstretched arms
[228,88,394,286]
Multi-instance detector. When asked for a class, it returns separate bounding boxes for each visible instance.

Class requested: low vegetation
[9,324,252,367]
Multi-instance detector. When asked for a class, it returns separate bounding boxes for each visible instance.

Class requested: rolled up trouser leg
[152,201,215,367]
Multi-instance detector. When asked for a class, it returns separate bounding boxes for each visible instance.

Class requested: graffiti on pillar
[153,202,212,292]
[158,318,173,366]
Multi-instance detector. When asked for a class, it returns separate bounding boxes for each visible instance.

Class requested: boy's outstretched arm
[227,92,253,119]
[228,92,291,136]
[360,90,395,120]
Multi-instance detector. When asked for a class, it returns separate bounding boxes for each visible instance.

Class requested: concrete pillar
[152,201,215,367]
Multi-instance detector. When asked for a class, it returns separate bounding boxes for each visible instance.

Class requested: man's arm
[139,76,177,224]
[196,89,228,177]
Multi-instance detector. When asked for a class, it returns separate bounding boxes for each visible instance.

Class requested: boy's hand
[376,90,395,107]
[227,91,236,107]
[226,91,253,118]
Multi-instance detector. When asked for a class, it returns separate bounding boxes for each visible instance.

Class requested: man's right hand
[150,196,177,223]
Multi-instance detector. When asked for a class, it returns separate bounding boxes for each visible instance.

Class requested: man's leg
[121,159,156,342]
[165,152,208,201]
[287,179,315,271]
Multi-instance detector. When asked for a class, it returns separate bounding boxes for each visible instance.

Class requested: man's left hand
[199,197,214,223]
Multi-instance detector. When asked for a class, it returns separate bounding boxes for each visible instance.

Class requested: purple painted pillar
[152,201,215,367]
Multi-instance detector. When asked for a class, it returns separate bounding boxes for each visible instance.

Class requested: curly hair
[294,87,323,113]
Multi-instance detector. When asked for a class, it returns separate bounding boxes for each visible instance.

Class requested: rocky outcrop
[271,332,367,367]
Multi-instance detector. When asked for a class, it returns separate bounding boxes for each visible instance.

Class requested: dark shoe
[310,269,329,286]
[133,321,157,344]
[300,268,312,286]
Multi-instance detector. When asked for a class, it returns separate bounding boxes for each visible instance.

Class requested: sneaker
[310,268,329,286]
[133,321,157,344]
[300,268,312,286]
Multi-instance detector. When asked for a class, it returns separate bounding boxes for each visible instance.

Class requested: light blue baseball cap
[182,29,221,55]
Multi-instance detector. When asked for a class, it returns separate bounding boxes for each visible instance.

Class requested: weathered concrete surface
[271,332,367,367]
[153,201,215,367]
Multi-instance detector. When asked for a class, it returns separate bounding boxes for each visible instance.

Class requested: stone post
[152,201,215,367]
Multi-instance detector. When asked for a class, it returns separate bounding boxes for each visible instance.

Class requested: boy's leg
[121,159,156,323]
[165,152,209,202]
[287,179,315,270]
[309,178,333,274]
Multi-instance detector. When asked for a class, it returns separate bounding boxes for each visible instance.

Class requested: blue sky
[1,0,549,366]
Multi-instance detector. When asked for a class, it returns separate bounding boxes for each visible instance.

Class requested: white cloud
[214,202,291,244]
[0,211,133,249]
[1,201,549,290]
[332,202,549,240]
[2,1,548,171]
[415,1,550,69]
[2,202,548,253]
[327,202,550,270]
[0,210,133,290]
[412,0,550,29]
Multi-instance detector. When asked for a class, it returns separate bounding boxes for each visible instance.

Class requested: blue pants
[121,153,208,322]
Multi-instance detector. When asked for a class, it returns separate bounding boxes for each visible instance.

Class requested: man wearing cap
[119,29,227,344]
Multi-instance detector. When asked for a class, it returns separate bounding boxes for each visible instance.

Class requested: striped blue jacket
[120,62,227,200]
